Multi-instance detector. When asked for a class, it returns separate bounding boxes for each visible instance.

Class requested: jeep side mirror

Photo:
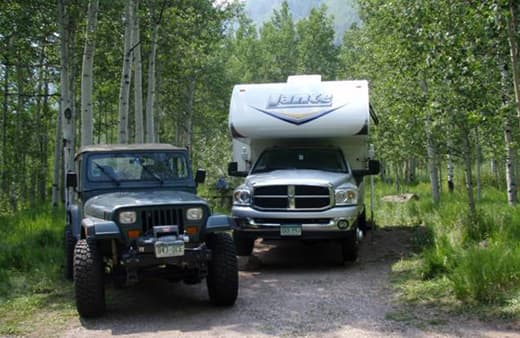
[195,169,206,184]
[228,162,248,177]
[66,171,77,188]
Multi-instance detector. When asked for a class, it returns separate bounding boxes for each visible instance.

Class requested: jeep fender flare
[68,204,82,240]
[201,215,235,240]
[81,217,121,240]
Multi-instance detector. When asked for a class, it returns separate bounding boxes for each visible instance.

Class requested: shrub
[450,242,520,304]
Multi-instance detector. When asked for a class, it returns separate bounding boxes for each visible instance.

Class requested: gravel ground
[61,228,520,338]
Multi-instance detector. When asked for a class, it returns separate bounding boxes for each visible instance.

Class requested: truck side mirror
[66,171,77,188]
[228,162,248,177]
[195,169,206,184]
[368,160,380,175]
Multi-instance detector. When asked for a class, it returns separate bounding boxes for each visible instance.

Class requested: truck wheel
[64,225,76,280]
[206,233,238,306]
[74,238,106,317]
[341,230,359,262]
[358,209,368,233]
[233,231,254,256]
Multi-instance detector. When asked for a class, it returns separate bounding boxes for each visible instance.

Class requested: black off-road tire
[64,225,76,280]
[206,233,238,306]
[341,230,359,262]
[233,231,254,256]
[74,238,106,317]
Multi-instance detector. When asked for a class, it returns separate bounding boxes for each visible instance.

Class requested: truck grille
[253,185,331,210]
[140,208,183,233]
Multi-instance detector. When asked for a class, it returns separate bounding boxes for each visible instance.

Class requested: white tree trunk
[58,0,74,207]
[447,151,454,193]
[185,77,196,152]
[145,3,160,143]
[507,0,520,129]
[462,132,476,217]
[80,0,99,147]
[118,0,134,144]
[133,0,144,143]
[504,117,517,205]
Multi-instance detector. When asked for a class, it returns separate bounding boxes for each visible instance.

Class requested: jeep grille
[253,185,331,211]
[140,208,183,233]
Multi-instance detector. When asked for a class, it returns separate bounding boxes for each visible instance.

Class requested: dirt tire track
[61,228,519,337]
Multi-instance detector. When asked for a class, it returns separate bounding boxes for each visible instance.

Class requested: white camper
[228,75,379,261]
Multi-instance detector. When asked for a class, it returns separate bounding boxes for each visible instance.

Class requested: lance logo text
[266,93,333,109]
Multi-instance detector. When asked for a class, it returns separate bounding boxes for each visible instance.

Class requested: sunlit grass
[0,206,76,336]
[377,178,520,319]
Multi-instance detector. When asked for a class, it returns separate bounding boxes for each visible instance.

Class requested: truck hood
[84,190,207,220]
[246,170,351,188]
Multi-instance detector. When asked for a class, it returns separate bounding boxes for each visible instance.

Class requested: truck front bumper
[232,205,361,240]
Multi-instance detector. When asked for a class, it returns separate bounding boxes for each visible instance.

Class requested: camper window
[252,148,348,174]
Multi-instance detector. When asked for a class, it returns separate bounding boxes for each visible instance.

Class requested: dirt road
[62,228,519,337]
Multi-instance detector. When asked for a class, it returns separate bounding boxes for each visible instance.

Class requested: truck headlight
[119,211,137,224]
[335,188,358,205]
[187,207,203,220]
[233,188,251,205]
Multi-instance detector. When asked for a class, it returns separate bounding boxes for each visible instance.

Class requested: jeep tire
[74,238,106,317]
[341,230,359,262]
[206,233,238,306]
[233,231,254,256]
[64,225,76,280]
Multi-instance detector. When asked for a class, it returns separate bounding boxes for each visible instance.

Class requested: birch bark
[118,0,134,144]
[80,0,99,146]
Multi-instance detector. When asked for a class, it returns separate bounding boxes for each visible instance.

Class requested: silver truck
[227,75,379,262]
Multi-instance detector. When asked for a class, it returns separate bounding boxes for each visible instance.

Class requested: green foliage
[451,242,520,303]
[380,180,520,310]
[0,207,64,296]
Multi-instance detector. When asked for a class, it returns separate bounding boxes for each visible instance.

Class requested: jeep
[64,144,238,317]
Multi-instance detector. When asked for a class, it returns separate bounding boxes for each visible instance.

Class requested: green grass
[0,207,76,336]
[377,179,520,320]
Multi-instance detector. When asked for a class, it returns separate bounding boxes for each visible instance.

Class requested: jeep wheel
[341,230,359,262]
[206,233,238,306]
[233,231,254,256]
[74,238,106,317]
[64,225,76,280]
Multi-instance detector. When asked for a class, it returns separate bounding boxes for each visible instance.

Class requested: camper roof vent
[287,75,322,84]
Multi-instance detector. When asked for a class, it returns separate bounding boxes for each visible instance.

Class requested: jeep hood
[84,190,207,220]
[246,170,351,188]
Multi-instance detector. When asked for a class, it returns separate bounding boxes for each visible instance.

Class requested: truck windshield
[252,148,348,174]
[87,152,189,183]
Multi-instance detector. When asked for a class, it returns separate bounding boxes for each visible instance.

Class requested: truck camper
[228,75,379,261]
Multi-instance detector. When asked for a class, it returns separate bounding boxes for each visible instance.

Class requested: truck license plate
[280,224,302,236]
[154,241,184,258]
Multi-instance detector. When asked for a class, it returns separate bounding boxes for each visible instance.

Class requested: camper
[227,75,379,261]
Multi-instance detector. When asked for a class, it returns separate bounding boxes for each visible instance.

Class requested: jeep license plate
[154,241,184,258]
[280,224,302,236]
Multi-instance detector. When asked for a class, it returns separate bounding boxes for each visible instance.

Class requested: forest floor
[41,227,520,337]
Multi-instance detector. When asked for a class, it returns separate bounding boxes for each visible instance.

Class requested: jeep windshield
[251,148,348,174]
[87,151,189,184]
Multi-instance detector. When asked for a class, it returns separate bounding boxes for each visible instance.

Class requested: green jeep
[64,144,238,318]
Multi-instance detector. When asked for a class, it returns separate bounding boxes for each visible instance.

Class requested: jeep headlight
[119,211,137,224]
[335,188,358,205]
[187,207,204,220]
[233,187,251,206]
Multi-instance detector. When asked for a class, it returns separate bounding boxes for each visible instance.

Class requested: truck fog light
[337,219,349,229]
